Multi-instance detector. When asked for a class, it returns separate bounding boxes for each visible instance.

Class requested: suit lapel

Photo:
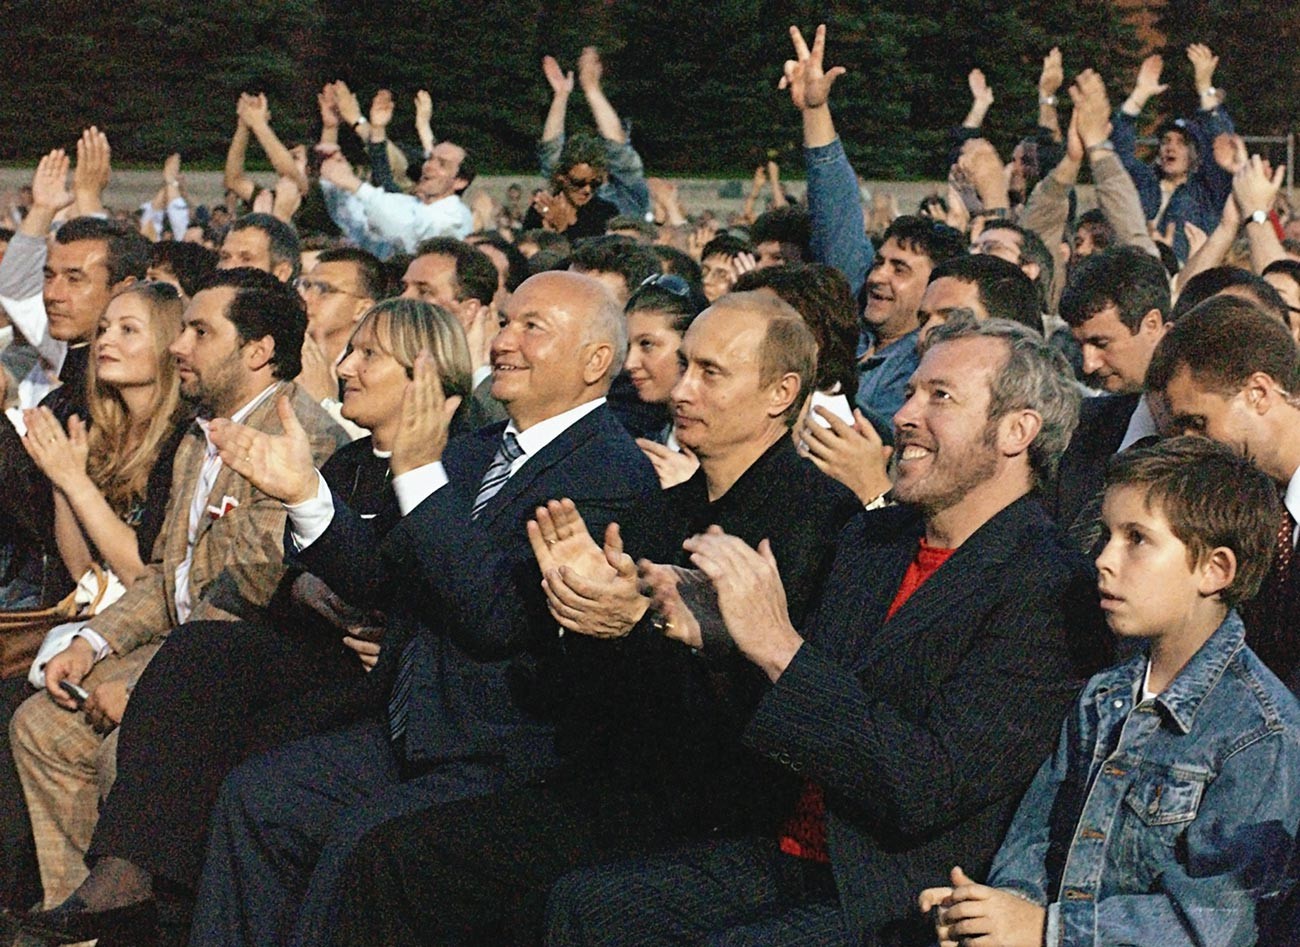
[475,409,601,527]
[855,499,1031,669]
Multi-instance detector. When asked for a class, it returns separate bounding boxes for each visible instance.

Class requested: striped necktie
[471,431,524,520]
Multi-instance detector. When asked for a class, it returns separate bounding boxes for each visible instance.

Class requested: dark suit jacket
[1047,393,1139,532]
[744,495,1109,945]
[556,435,864,834]
[296,403,657,781]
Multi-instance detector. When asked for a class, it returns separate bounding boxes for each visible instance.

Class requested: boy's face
[1096,485,1222,639]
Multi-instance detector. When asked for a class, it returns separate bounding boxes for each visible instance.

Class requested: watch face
[1252,211,1269,224]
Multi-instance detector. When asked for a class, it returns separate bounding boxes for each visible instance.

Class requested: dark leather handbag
[0,564,106,679]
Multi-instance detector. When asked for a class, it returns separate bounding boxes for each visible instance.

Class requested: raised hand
[73,127,112,212]
[542,55,574,96]
[1038,47,1063,98]
[332,81,363,128]
[209,395,320,505]
[800,406,892,506]
[528,498,615,580]
[1069,69,1113,149]
[968,68,994,110]
[30,150,73,212]
[237,92,271,129]
[681,529,802,679]
[389,350,461,476]
[369,89,394,130]
[318,84,340,129]
[414,89,433,127]
[1133,54,1168,102]
[1187,43,1219,92]
[21,408,89,493]
[1213,132,1247,174]
[1234,153,1286,217]
[539,519,646,638]
[778,24,846,111]
[163,152,182,183]
[577,46,603,91]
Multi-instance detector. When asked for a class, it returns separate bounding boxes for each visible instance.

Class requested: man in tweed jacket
[10,269,345,908]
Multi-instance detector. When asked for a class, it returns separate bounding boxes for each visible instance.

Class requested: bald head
[491,271,627,430]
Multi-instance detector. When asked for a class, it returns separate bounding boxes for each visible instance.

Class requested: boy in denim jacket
[920,437,1300,946]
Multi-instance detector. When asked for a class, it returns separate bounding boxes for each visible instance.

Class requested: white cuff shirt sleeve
[286,471,336,551]
[392,462,449,515]
[74,628,112,662]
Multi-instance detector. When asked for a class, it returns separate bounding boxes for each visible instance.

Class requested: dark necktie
[390,430,526,746]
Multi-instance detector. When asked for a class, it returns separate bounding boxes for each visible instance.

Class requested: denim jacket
[988,611,1300,946]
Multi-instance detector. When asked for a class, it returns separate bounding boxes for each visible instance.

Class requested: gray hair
[586,287,628,381]
[922,315,1081,485]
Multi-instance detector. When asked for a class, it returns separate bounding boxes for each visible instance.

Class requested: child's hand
[934,866,1046,947]
[918,879,957,947]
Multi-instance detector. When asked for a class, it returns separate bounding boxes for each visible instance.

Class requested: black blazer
[296,404,657,780]
[1048,393,1140,532]
[744,496,1109,945]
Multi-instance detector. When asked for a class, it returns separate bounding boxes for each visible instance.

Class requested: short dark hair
[414,237,498,306]
[518,229,570,255]
[750,207,811,262]
[735,263,859,402]
[649,245,703,290]
[315,247,388,300]
[928,254,1042,335]
[1105,436,1278,606]
[55,216,150,285]
[1059,246,1169,331]
[982,220,1054,312]
[568,236,661,298]
[1171,266,1289,324]
[1263,259,1300,292]
[197,267,307,380]
[700,234,752,262]
[148,241,218,297]
[468,232,531,293]
[607,215,657,243]
[229,213,302,282]
[1074,209,1116,254]
[1146,294,1300,399]
[881,215,966,267]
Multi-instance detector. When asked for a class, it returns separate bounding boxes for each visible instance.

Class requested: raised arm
[962,68,994,130]
[224,96,257,203]
[1037,48,1063,142]
[784,24,873,296]
[413,89,435,157]
[577,46,625,144]
[239,93,310,194]
[1236,154,1288,273]
[540,56,574,146]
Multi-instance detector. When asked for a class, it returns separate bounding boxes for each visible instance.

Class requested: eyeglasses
[295,278,363,298]
[562,175,602,190]
[639,273,692,297]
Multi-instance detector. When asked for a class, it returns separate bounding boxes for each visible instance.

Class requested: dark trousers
[88,618,369,892]
[0,675,40,910]
[189,719,504,947]
[333,776,718,947]
[546,837,847,947]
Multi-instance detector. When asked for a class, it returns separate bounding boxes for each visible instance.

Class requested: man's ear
[1139,307,1167,338]
[1020,261,1041,283]
[997,409,1043,460]
[1198,546,1236,600]
[272,260,295,284]
[767,372,802,421]
[243,334,276,373]
[581,341,614,386]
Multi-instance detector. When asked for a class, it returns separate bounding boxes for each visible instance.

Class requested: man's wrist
[1085,139,1115,155]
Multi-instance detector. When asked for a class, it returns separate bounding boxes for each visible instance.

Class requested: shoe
[18,895,157,945]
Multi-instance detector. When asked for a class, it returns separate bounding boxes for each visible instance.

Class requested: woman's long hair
[85,281,185,515]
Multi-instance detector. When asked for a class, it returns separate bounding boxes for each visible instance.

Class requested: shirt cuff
[471,364,493,389]
[286,471,335,551]
[74,628,112,662]
[392,461,449,515]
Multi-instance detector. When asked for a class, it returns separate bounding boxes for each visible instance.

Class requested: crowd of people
[0,21,1298,947]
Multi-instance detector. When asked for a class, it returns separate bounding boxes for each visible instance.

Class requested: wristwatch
[1038,94,1057,107]
[1249,209,1270,225]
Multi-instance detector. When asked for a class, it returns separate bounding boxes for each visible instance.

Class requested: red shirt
[778,539,957,862]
